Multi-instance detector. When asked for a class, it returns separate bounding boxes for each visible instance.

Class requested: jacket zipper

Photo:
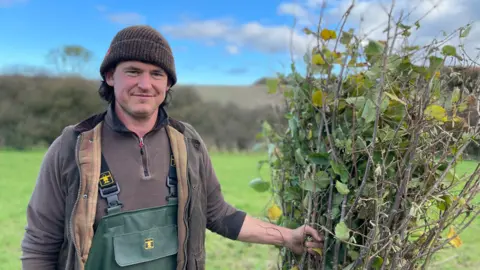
[138,137,149,177]
[183,139,191,270]
[70,133,83,262]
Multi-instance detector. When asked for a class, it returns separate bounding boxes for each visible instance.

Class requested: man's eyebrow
[122,65,141,70]
[123,66,164,73]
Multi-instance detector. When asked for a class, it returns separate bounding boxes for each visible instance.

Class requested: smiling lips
[133,94,155,97]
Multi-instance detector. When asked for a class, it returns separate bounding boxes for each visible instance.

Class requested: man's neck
[114,103,158,138]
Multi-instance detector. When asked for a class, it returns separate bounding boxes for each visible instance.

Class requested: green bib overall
[84,148,179,270]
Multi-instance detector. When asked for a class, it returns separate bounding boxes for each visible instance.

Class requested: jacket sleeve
[202,146,247,240]
[21,133,67,269]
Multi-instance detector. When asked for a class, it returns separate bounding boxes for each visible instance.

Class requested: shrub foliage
[251,3,480,270]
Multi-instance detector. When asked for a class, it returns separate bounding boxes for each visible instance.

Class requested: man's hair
[98,74,174,108]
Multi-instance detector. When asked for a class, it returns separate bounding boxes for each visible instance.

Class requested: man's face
[105,61,170,120]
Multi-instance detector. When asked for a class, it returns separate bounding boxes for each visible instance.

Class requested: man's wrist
[266,223,293,247]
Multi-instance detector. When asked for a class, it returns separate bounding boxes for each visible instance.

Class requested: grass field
[0,150,478,269]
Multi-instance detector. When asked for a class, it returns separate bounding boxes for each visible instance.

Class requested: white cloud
[107,12,146,25]
[278,2,308,18]
[159,0,480,65]
[226,45,239,55]
[323,0,480,61]
[159,18,316,57]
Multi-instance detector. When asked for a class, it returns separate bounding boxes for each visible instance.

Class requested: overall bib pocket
[113,224,178,267]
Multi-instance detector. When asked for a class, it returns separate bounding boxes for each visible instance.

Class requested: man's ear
[105,70,114,86]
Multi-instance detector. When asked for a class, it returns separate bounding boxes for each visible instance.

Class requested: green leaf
[414,20,420,29]
[458,102,468,112]
[429,56,444,72]
[340,30,353,45]
[345,96,366,109]
[365,40,384,63]
[424,104,447,122]
[249,178,270,192]
[314,171,331,189]
[301,177,326,192]
[336,181,350,195]
[385,92,406,105]
[295,148,307,166]
[335,221,350,241]
[460,24,472,38]
[308,152,330,165]
[371,256,384,270]
[330,160,350,183]
[451,87,461,103]
[288,118,297,136]
[442,45,457,57]
[361,99,377,123]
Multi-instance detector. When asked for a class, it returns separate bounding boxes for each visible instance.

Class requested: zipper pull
[139,137,144,154]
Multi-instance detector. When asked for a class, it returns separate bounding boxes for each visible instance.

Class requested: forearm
[236,215,292,247]
[21,134,67,269]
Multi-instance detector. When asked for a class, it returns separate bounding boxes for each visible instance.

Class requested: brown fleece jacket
[20,105,246,270]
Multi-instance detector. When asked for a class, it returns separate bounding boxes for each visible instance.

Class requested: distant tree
[46,45,93,75]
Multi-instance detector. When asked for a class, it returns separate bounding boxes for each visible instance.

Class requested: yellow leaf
[384,92,406,105]
[447,226,463,248]
[267,204,282,221]
[424,105,447,122]
[312,53,325,65]
[320,29,337,40]
[291,266,299,270]
[312,90,326,107]
[307,129,313,140]
[312,248,322,256]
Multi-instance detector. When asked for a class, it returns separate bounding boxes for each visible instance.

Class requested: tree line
[0,74,287,151]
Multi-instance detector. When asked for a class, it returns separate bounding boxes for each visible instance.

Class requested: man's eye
[126,70,139,75]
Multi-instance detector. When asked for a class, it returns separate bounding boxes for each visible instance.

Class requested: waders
[84,149,179,270]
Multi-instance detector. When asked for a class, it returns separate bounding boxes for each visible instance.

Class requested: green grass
[0,150,478,269]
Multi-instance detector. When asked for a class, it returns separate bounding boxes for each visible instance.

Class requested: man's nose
[137,73,153,90]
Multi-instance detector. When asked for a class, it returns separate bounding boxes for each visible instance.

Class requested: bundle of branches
[250,2,480,270]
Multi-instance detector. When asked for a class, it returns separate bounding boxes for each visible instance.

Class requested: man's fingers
[305,241,323,249]
[304,225,323,242]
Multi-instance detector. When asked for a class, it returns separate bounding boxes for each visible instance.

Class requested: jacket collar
[104,103,169,133]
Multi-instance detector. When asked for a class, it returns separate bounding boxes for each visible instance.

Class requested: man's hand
[284,224,324,255]
[237,215,324,256]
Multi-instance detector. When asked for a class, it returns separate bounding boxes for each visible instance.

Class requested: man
[20,25,323,270]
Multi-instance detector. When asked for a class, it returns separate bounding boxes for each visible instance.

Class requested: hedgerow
[251,2,480,269]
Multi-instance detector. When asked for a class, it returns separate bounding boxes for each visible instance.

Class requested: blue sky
[0,0,331,85]
[1,0,477,85]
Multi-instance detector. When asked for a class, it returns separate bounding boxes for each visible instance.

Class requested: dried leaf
[312,248,322,256]
[312,90,326,107]
[447,226,463,248]
[267,204,282,221]
[320,29,337,40]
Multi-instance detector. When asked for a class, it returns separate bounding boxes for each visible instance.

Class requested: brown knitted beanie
[100,25,177,86]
